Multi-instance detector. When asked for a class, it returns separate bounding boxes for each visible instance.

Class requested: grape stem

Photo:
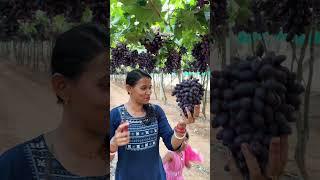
[289,40,297,72]
[259,33,267,52]
[250,33,255,54]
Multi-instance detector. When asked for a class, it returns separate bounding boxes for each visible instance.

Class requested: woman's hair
[126,69,152,86]
[51,23,108,104]
[126,69,155,125]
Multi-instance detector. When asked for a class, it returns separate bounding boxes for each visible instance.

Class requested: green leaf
[234,0,249,7]
[124,31,145,44]
[194,8,208,25]
[119,0,162,24]
[176,11,201,31]
[172,0,185,9]
[187,0,196,6]
[52,14,72,34]
[137,0,147,6]
[228,0,240,23]
[81,6,93,23]
[181,30,200,51]
[236,7,251,24]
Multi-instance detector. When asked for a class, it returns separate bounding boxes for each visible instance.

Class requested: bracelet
[175,125,186,133]
[174,127,186,134]
[176,125,186,131]
[174,131,186,140]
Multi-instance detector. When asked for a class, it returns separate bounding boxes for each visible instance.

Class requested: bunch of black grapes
[262,0,311,41]
[111,43,132,69]
[137,52,156,73]
[190,35,209,73]
[110,43,156,73]
[234,0,311,41]
[211,0,228,35]
[172,77,205,117]
[232,0,281,35]
[231,0,312,42]
[141,33,163,55]
[165,49,181,73]
[281,0,312,41]
[211,52,304,179]
[0,0,107,39]
[314,0,320,26]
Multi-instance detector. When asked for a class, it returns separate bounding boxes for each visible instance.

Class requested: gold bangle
[174,131,186,140]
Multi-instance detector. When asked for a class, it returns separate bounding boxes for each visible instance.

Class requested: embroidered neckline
[24,135,108,179]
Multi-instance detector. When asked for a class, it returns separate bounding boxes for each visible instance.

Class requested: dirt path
[0,59,61,154]
[110,82,210,180]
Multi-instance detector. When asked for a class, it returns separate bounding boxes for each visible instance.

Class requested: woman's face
[69,53,108,136]
[128,77,152,104]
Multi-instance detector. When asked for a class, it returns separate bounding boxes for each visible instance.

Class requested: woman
[0,23,109,179]
[109,69,200,180]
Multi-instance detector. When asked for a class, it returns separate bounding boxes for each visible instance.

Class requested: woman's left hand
[180,104,200,125]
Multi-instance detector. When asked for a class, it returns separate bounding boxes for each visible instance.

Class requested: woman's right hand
[110,122,130,152]
[228,136,288,180]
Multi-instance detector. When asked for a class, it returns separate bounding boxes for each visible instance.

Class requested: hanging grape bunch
[130,50,139,67]
[141,32,164,55]
[246,0,311,41]
[190,34,209,73]
[211,0,228,35]
[280,0,312,41]
[0,0,106,39]
[172,77,205,117]
[137,52,155,73]
[165,49,181,73]
[110,43,132,73]
[211,51,304,179]
[314,0,320,25]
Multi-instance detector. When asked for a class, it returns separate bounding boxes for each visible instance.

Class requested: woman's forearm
[171,122,187,150]
[110,136,118,162]
[171,134,185,150]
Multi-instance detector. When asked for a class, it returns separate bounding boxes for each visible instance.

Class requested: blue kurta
[0,135,108,180]
[110,104,174,180]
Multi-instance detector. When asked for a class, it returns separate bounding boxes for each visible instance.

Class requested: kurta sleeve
[110,107,121,141]
[155,105,174,151]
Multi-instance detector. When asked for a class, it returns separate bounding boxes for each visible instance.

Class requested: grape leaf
[119,0,163,24]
